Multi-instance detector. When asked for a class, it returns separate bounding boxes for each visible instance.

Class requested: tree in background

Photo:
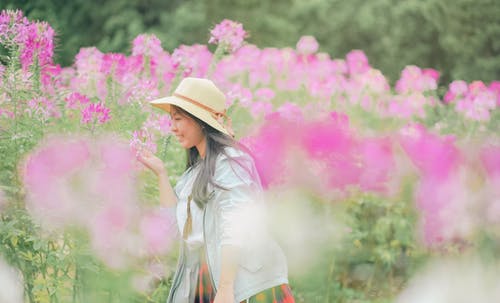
[2,0,499,84]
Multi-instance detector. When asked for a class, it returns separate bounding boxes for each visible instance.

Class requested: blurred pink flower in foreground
[209,19,247,52]
[398,124,473,245]
[243,111,395,195]
[23,137,92,228]
[302,113,362,190]
[398,124,460,180]
[358,137,395,193]
[241,114,291,188]
[140,209,176,255]
[22,136,175,268]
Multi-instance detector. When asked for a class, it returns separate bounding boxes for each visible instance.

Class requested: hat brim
[150,96,230,135]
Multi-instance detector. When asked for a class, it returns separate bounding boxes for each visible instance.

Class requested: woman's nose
[171,121,178,133]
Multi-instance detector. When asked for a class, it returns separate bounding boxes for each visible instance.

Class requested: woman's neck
[196,137,207,159]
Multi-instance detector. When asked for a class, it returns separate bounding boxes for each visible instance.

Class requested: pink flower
[139,210,175,255]
[19,22,55,70]
[254,88,275,102]
[346,50,370,74]
[24,96,60,120]
[480,144,500,180]
[453,80,497,121]
[358,137,395,193]
[90,203,135,269]
[142,113,171,136]
[0,10,54,70]
[395,66,439,94]
[0,108,14,119]
[240,115,292,188]
[171,44,212,77]
[209,19,247,52]
[100,53,128,78]
[40,64,62,93]
[276,102,303,121]
[23,137,92,227]
[72,47,107,99]
[64,92,90,109]
[331,59,348,74]
[301,114,361,190]
[398,124,461,180]
[23,136,149,267]
[249,101,273,118]
[422,68,440,82]
[443,80,468,104]
[469,81,486,95]
[296,35,319,55]
[130,129,158,156]
[80,102,111,124]
[488,81,500,105]
[450,80,468,95]
[132,34,164,58]
[121,79,160,105]
[223,83,253,107]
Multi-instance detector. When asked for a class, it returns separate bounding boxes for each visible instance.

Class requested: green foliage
[328,186,426,302]
[282,181,427,303]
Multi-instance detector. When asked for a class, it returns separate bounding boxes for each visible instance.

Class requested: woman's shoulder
[214,146,260,187]
[219,146,253,162]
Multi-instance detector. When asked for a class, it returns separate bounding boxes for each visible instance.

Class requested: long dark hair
[173,106,253,208]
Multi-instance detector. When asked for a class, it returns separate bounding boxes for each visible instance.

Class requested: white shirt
[174,163,205,252]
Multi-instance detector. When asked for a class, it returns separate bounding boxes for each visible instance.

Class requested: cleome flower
[208,19,247,53]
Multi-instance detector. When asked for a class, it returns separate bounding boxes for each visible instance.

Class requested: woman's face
[170,107,205,149]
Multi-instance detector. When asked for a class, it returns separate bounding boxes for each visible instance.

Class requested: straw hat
[150,77,231,136]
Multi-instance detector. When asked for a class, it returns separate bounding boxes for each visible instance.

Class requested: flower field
[1,10,500,303]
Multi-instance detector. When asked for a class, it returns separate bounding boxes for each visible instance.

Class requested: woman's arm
[156,170,177,208]
[213,152,263,302]
[138,150,178,207]
[214,245,239,303]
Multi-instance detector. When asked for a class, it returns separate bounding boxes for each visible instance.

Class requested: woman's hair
[172,106,252,208]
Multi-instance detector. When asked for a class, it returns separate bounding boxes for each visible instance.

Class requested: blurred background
[3,0,500,84]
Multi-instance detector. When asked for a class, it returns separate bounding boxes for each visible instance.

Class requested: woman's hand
[137,149,167,177]
[214,285,234,303]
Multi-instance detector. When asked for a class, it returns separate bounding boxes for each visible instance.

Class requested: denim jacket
[167,147,289,303]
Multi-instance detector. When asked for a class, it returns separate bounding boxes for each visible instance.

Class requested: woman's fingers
[137,150,166,176]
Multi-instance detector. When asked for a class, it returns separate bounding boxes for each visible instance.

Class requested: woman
[138,77,294,303]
